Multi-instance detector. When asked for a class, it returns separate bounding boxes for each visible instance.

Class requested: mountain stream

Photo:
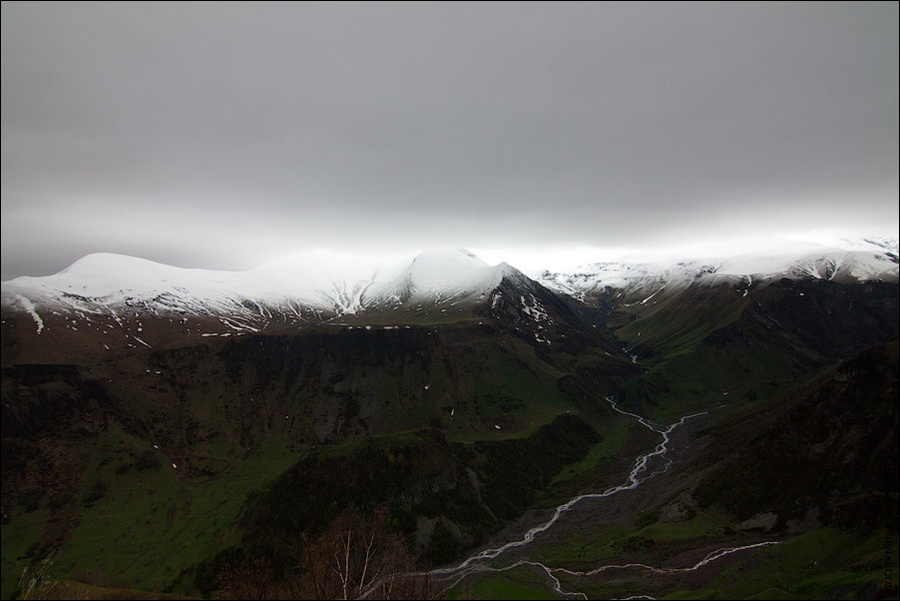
[422,398,780,599]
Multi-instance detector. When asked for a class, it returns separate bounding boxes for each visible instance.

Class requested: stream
[426,398,780,599]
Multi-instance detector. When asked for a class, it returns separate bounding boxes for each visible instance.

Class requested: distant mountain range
[536,237,898,300]
[1,240,896,366]
[3,238,896,324]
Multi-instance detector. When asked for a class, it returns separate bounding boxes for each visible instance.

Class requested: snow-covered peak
[0,252,329,330]
[0,248,525,319]
[362,249,512,306]
[43,253,262,297]
[405,249,490,290]
[6,253,244,302]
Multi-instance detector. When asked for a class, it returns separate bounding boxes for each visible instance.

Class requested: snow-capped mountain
[2,240,897,351]
[361,249,526,309]
[1,249,576,358]
[534,238,898,301]
[0,249,527,320]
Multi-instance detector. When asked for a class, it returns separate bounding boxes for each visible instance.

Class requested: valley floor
[435,411,898,600]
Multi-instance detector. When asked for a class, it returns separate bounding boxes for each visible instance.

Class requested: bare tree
[16,551,57,600]
[300,507,442,600]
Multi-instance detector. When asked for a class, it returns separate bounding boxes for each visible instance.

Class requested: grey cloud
[2,2,897,280]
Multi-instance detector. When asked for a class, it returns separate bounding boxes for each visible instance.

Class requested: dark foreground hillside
[1,315,635,598]
[694,335,899,533]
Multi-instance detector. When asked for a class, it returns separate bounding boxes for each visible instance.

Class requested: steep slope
[609,277,899,421]
[693,335,899,532]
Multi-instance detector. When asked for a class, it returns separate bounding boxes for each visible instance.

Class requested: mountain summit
[364,249,521,309]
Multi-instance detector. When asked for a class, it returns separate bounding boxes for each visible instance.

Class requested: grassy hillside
[1,318,633,598]
[609,279,899,421]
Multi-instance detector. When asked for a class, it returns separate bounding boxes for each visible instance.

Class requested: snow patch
[17,296,44,334]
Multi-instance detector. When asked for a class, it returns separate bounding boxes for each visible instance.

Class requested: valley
[1,245,898,599]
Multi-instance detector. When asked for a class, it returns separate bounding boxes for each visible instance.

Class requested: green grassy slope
[2,318,633,598]
[610,279,899,421]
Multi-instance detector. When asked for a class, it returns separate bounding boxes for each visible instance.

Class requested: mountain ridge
[4,241,897,316]
[3,244,896,366]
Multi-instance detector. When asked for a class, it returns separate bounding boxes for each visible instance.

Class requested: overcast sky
[2,1,898,280]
